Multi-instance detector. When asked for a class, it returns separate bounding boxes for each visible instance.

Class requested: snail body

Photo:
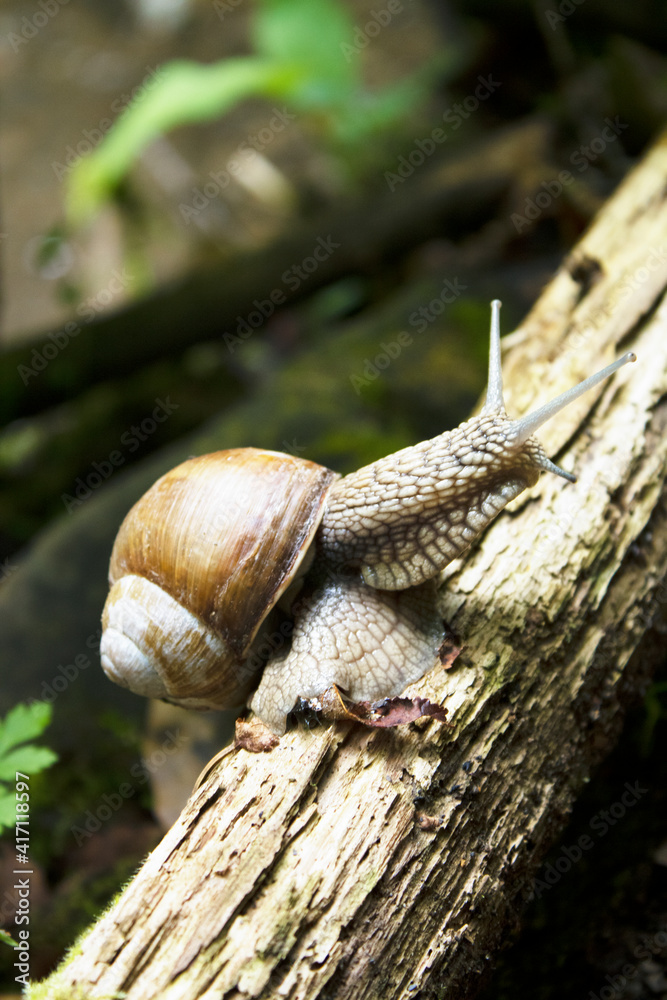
[101,301,635,733]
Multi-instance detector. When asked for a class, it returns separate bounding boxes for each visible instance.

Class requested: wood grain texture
[39,133,667,1000]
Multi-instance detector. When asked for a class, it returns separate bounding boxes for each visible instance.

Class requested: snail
[101,301,635,734]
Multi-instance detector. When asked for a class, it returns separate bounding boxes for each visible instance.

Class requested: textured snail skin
[249,571,443,731]
[250,419,549,729]
[319,416,549,590]
[102,302,636,734]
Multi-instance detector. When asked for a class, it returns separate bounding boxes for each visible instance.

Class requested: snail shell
[101,448,336,710]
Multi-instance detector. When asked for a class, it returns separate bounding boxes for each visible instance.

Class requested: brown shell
[109,448,338,660]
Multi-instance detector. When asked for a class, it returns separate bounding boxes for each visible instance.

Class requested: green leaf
[0,927,18,948]
[0,702,52,758]
[0,701,57,789]
[67,57,304,222]
[253,0,356,87]
[0,746,58,782]
[331,78,425,146]
[0,789,16,831]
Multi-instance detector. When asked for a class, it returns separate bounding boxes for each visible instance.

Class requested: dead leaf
[316,686,450,729]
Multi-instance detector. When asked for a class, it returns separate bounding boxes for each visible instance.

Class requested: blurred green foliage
[68,0,449,221]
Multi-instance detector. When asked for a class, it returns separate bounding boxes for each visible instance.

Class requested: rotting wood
[36,132,667,1000]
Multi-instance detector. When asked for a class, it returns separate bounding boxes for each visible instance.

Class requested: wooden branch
[41,134,667,1000]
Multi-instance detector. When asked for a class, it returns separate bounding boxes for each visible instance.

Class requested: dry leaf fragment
[438,634,462,669]
[235,717,280,753]
[316,685,450,729]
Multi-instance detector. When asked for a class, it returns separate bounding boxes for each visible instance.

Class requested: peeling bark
[39,133,667,1000]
